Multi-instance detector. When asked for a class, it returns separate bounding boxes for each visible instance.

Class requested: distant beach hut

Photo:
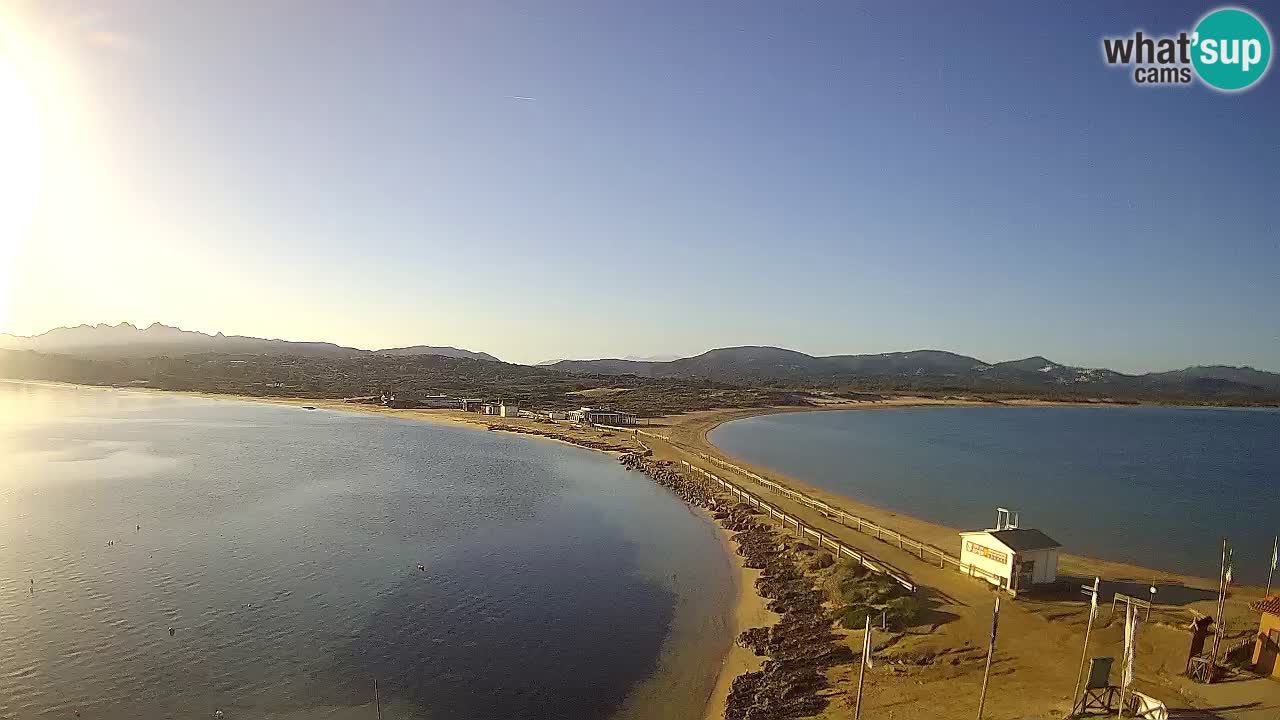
[568,407,638,426]
[959,508,1061,595]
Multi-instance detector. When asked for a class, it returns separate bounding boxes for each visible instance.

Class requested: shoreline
[666,401,1261,592]
[12,380,1277,717]
[648,404,1280,718]
[13,380,1280,717]
[699,516,775,720]
[20,378,1256,589]
[2,380,759,720]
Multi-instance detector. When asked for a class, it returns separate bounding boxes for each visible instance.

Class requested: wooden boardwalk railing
[610,423,1005,588]
[686,451,1006,588]
[676,459,917,592]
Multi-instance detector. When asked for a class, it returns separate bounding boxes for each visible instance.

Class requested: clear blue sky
[2,0,1276,370]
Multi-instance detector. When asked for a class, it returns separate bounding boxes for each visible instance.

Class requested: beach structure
[1073,655,1168,718]
[568,407,639,426]
[459,398,485,412]
[959,509,1060,594]
[418,395,458,409]
[481,402,500,415]
[499,401,519,418]
[1249,596,1280,679]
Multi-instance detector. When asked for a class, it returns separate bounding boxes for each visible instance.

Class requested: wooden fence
[675,459,917,593]
[614,423,1005,589]
[686,450,1007,589]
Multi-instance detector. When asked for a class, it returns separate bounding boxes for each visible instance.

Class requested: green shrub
[838,574,902,606]
[883,595,921,629]
[836,604,877,629]
[808,552,835,570]
[837,559,869,579]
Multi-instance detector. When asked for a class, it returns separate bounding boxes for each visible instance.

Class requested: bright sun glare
[0,12,51,330]
[0,57,43,246]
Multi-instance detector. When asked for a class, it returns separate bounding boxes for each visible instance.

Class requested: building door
[1015,559,1035,591]
[1258,628,1280,677]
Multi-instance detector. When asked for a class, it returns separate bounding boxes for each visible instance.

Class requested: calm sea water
[0,382,732,719]
[711,406,1280,582]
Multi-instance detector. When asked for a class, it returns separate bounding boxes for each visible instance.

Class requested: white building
[499,402,519,418]
[568,407,639,426]
[959,515,1060,595]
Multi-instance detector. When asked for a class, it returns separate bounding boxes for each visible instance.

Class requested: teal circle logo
[1192,8,1272,91]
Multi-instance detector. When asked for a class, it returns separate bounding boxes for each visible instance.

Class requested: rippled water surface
[0,382,731,719]
[711,405,1280,581]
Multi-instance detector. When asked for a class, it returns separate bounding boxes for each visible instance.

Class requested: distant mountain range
[546,346,1280,399]
[535,353,681,366]
[2,326,1277,404]
[0,323,500,362]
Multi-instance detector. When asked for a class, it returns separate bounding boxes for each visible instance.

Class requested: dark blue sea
[710,405,1280,582]
[0,381,732,719]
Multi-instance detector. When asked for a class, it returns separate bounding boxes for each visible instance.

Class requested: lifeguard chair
[1074,657,1117,715]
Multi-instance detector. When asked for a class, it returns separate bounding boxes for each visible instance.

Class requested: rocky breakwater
[619,452,717,508]
[488,423,633,453]
[617,452,852,720]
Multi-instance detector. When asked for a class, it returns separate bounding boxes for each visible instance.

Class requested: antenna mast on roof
[995,507,1020,531]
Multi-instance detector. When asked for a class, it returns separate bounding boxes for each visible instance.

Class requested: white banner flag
[1122,603,1141,688]
[863,615,874,669]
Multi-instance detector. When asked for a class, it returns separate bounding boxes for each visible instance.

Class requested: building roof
[962,528,1062,552]
[990,529,1061,551]
[1253,596,1280,616]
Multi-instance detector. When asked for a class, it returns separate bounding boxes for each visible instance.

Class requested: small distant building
[499,402,519,418]
[481,403,501,415]
[418,395,458,409]
[547,411,570,421]
[568,407,639,426]
[959,509,1060,594]
[460,398,485,412]
[1250,596,1280,679]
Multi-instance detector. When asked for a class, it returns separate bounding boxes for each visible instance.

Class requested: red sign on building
[966,540,1008,565]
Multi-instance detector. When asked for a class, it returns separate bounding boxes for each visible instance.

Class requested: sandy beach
[700,521,777,720]
[645,401,1280,719]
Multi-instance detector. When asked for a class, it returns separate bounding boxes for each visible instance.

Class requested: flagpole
[1071,578,1100,716]
[855,614,870,720]
[1117,604,1130,718]
[1268,535,1277,598]
[1210,540,1230,671]
[977,595,1000,720]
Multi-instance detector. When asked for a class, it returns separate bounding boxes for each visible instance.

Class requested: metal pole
[977,595,1000,719]
[855,615,869,720]
[374,678,382,720]
[1071,579,1099,716]
[1209,538,1229,674]
[1117,604,1129,718]
[1268,535,1277,599]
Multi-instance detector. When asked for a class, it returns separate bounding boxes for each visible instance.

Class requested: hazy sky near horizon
[0,1,1276,370]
